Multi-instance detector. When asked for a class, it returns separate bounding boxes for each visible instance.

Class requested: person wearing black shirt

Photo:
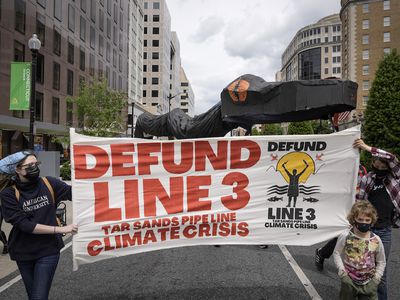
[0,151,78,300]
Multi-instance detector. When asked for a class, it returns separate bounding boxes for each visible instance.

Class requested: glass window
[144,27,147,34]
[151,90,158,97]
[144,40,147,47]
[53,62,60,90]
[153,15,159,22]
[152,27,159,34]
[383,16,390,26]
[107,18,111,38]
[80,16,86,41]
[362,50,369,60]
[68,41,74,64]
[384,48,391,55]
[362,35,369,44]
[324,68,328,75]
[68,4,75,32]
[324,47,328,53]
[362,96,369,106]
[35,92,44,121]
[99,35,104,55]
[14,40,25,61]
[54,0,62,21]
[98,60,103,78]
[89,53,95,75]
[80,48,85,71]
[90,0,96,22]
[107,0,111,15]
[52,97,60,124]
[120,11,123,30]
[36,13,46,46]
[53,27,61,56]
[113,26,117,45]
[383,0,390,10]
[151,77,158,84]
[81,0,86,12]
[152,40,159,47]
[144,2,148,9]
[152,65,159,72]
[37,0,46,8]
[362,3,369,13]
[113,49,117,67]
[36,53,44,84]
[362,80,369,90]
[66,102,73,126]
[106,43,110,62]
[152,52,159,59]
[90,26,95,49]
[362,19,369,29]
[119,54,122,72]
[153,2,160,9]
[362,65,369,75]
[324,57,328,64]
[113,3,117,23]
[144,15,148,22]
[298,48,321,80]
[383,32,390,42]
[67,69,74,95]
[15,0,26,33]
[99,9,104,31]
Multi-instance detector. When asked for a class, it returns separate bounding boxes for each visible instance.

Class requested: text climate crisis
[73,140,261,256]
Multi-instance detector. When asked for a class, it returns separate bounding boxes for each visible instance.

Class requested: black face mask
[355,221,371,233]
[24,164,40,181]
[372,167,389,178]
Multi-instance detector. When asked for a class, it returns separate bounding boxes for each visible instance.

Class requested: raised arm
[298,160,309,176]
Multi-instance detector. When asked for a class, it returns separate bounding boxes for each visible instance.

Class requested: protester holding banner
[0,202,8,254]
[333,200,385,300]
[315,138,400,300]
[0,151,77,300]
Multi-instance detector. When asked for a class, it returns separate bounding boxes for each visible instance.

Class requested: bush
[60,161,71,180]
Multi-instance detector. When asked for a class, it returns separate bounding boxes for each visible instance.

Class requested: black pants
[0,209,8,247]
[319,237,338,258]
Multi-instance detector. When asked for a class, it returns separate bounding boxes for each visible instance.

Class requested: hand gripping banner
[70,127,360,270]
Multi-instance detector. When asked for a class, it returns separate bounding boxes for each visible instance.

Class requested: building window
[15,0,26,33]
[152,27,159,34]
[54,0,62,21]
[362,35,369,44]
[362,19,369,29]
[35,92,44,121]
[67,69,74,95]
[383,16,390,27]
[53,62,60,90]
[324,47,328,53]
[14,40,25,61]
[333,56,341,63]
[107,18,111,38]
[151,90,158,97]
[98,60,103,78]
[66,102,73,126]
[324,37,328,43]
[113,3,117,23]
[52,97,60,124]
[332,45,341,52]
[99,35,104,55]
[143,65,147,72]
[383,32,390,42]
[152,65,159,72]
[119,32,123,51]
[324,68,328,75]
[152,40,159,47]
[36,53,44,84]
[152,52,159,59]
[53,27,61,56]
[36,13,46,46]
[153,15,159,22]
[299,48,321,80]
[107,0,111,15]
[384,48,391,55]
[80,48,85,71]
[113,26,117,45]
[113,49,117,67]
[90,0,96,21]
[362,50,369,60]
[89,53,95,75]
[152,77,158,84]
[362,3,369,13]
[143,90,146,97]
[153,2,160,9]
[143,77,147,84]
[362,96,369,106]
[68,41,74,64]
[144,27,147,34]
[68,4,75,32]
[324,57,328,64]
[90,26,95,49]
[106,43,110,62]
[99,9,104,31]
[80,16,86,41]
[362,80,369,90]
[144,2,148,9]
[383,0,390,10]
[119,54,122,72]
[362,65,369,75]
[333,67,341,74]
[119,11,123,30]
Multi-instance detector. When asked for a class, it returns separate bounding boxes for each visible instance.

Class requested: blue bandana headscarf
[0,151,32,175]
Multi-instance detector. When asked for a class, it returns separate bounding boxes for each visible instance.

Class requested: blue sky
[167,0,341,114]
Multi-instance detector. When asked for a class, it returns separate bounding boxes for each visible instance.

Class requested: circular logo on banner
[227,79,250,103]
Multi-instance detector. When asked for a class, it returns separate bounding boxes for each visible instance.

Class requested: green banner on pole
[10,62,31,110]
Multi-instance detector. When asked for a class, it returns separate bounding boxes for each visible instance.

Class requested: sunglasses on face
[19,161,41,170]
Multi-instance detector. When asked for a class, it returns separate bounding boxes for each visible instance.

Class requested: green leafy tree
[287,121,314,135]
[68,79,127,137]
[251,127,260,135]
[260,123,283,135]
[311,120,333,134]
[363,50,400,158]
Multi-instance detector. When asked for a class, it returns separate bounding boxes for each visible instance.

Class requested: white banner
[71,127,360,270]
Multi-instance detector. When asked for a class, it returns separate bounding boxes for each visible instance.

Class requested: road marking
[0,241,72,294]
[279,245,322,300]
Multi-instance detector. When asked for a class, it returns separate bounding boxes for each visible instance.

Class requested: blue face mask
[355,221,371,233]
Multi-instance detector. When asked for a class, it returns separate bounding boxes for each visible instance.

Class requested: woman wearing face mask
[0,150,78,300]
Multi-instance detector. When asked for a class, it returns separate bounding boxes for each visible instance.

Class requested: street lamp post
[28,34,41,150]
[131,101,135,138]
[168,92,187,113]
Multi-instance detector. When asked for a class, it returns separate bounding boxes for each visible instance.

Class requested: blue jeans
[372,226,392,300]
[17,253,60,300]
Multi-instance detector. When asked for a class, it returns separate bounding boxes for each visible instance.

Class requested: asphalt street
[0,228,399,300]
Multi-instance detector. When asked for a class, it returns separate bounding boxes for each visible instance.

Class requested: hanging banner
[9,62,31,111]
[70,127,360,270]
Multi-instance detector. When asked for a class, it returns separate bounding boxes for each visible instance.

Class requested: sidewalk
[0,197,72,280]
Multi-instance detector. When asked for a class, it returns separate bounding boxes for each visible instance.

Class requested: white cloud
[190,16,225,43]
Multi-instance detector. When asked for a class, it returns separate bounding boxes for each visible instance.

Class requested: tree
[311,120,333,134]
[287,121,314,135]
[251,127,260,135]
[67,79,127,137]
[363,50,400,158]
[260,123,283,135]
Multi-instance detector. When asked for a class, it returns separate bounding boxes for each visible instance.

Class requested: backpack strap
[41,177,55,204]
[12,185,20,201]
